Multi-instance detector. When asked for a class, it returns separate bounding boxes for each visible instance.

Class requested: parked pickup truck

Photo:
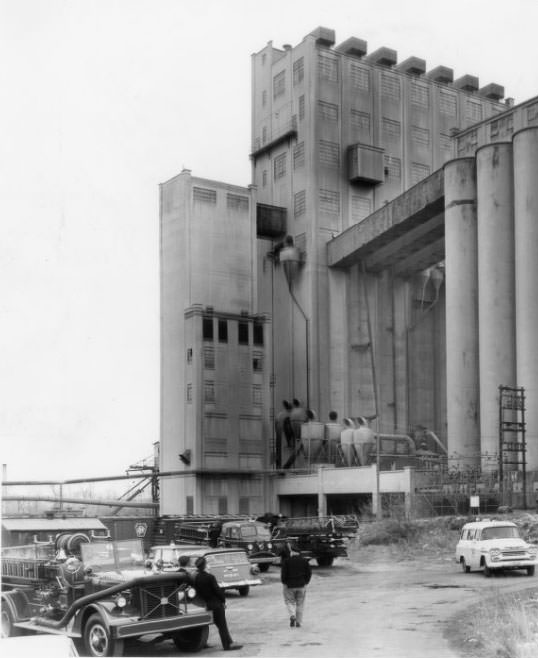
[1,536,212,656]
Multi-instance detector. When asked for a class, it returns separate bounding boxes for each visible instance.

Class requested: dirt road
[125,553,538,658]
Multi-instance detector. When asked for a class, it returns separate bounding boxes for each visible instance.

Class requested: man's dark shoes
[224,643,243,651]
[295,622,301,627]
[290,616,296,627]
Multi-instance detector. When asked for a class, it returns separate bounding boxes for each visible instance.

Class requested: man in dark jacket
[280,544,312,628]
[194,557,242,651]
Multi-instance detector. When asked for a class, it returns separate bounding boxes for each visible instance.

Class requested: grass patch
[447,589,538,658]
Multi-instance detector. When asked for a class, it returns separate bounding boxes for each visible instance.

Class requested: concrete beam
[392,236,446,276]
[328,169,444,269]
[363,212,444,272]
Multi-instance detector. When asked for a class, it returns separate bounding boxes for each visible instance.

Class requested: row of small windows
[273,70,286,99]
[318,52,339,82]
[293,142,305,169]
[187,382,263,406]
[350,64,369,91]
[201,347,264,372]
[410,162,431,184]
[490,115,514,138]
[319,140,340,167]
[202,318,264,346]
[319,188,340,214]
[273,152,286,179]
[350,109,370,132]
[267,59,488,125]
[383,117,401,139]
[318,100,339,122]
[410,81,429,108]
[193,187,217,204]
[527,102,538,124]
[293,57,304,85]
[384,155,401,180]
[193,187,249,210]
[294,190,306,217]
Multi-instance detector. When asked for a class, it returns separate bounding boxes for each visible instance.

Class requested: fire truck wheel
[1,605,20,638]
[83,614,124,657]
[172,625,209,652]
[237,586,250,596]
[258,563,270,572]
[316,556,334,567]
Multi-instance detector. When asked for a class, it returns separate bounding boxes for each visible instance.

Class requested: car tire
[238,586,250,597]
[526,566,535,576]
[483,565,492,578]
[258,563,270,572]
[1,605,20,638]
[316,556,334,567]
[173,625,209,653]
[461,558,470,573]
[84,613,124,657]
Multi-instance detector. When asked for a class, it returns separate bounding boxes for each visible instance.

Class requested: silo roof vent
[426,65,454,84]
[479,83,504,101]
[364,46,397,67]
[395,56,425,76]
[308,26,336,48]
[454,74,479,92]
[335,37,367,58]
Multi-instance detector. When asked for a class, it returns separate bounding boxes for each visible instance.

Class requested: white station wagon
[455,519,538,577]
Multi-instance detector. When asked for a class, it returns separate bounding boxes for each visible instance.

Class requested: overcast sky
[1,0,537,484]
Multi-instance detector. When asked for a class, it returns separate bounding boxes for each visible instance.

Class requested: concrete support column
[476,143,516,471]
[513,127,538,471]
[317,467,327,517]
[443,158,480,466]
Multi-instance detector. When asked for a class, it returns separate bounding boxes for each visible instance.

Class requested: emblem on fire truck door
[135,521,148,538]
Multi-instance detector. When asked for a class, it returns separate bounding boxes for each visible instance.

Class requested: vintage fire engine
[1,534,212,656]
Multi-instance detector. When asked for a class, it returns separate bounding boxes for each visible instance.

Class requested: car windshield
[81,539,145,572]
[481,526,520,540]
[240,524,271,540]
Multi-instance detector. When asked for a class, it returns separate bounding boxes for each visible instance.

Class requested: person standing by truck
[280,544,312,628]
[194,557,243,651]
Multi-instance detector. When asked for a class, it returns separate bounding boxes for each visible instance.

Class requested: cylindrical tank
[476,143,516,471]
[513,127,538,471]
[443,158,480,467]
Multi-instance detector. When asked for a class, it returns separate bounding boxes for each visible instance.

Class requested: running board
[14,621,81,637]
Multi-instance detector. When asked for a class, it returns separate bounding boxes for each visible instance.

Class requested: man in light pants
[280,544,312,628]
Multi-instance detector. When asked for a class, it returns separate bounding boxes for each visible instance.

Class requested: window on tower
[218,319,228,343]
[238,321,249,345]
[203,317,214,341]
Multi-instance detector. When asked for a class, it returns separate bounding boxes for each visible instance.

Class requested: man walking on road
[280,544,312,628]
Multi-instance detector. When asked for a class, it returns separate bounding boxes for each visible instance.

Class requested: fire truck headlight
[248,544,254,550]
[528,546,538,556]
[115,595,127,608]
[187,587,196,599]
